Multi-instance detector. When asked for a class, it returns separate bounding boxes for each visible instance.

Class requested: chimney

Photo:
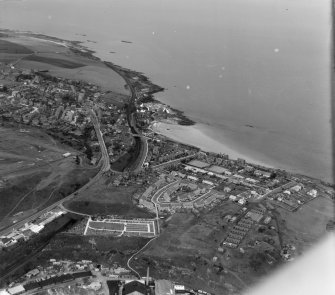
[146,266,150,285]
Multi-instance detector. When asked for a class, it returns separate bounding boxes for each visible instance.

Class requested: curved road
[127,236,158,278]
[104,62,148,172]
[0,111,110,236]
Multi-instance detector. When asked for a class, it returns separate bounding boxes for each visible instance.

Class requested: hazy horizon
[0,0,332,182]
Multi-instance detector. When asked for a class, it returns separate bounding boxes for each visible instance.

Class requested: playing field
[86,218,156,237]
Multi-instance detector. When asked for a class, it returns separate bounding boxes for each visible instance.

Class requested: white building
[245,178,259,184]
[187,175,198,181]
[30,224,44,233]
[307,189,318,198]
[291,185,302,192]
[184,165,207,174]
[202,180,214,186]
[7,285,25,295]
[229,195,237,201]
[238,198,246,205]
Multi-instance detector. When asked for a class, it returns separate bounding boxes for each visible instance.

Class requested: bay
[0,0,332,182]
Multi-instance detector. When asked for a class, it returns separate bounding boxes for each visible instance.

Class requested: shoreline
[151,121,332,185]
[151,121,274,167]
[1,29,332,184]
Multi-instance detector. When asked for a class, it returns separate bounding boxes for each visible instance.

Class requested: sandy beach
[152,121,333,182]
[152,121,273,167]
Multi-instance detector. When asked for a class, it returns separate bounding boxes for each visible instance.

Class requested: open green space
[0,39,33,54]
[66,201,153,218]
[0,171,50,220]
[64,177,155,218]
[0,125,98,227]
[24,54,85,69]
[130,196,335,294]
[11,233,150,281]
[274,196,334,254]
[131,210,243,295]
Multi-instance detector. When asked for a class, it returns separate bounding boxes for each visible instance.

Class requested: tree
[88,238,96,249]
[270,172,277,179]
[85,146,93,160]
[75,155,80,165]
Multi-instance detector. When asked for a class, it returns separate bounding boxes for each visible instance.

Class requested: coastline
[151,121,333,184]
[151,121,274,168]
[1,29,332,184]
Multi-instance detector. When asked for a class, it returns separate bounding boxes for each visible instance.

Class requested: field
[24,54,85,69]
[129,196,335,294]
[130,202,248,294]
[89,221,125,231]
[31,279,105,295]
[0,125,98,228]
[274,196,335,254]
[0,32,129,96]
[25,233,150,273]
[85,218,156,237]
[0,39,33,54]
[64,177,155,218]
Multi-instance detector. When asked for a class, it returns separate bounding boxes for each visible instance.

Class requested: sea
[0,0,332,182]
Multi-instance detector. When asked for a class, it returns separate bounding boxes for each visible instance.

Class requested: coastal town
[0,31,334,295]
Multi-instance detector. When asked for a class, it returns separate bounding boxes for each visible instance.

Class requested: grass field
[128,196,335,294]
[64,177,155,218]
[130,210,244,295]
[1,31,130,96]
[89,221,125,231]
[0,39,33,54]
[275,196,335,254]
[0,171,50,220]
[0,125,98,227]
[23,54,85,69]
[29,233,149,271]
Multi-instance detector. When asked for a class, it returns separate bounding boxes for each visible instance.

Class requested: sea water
[0,0,332,182]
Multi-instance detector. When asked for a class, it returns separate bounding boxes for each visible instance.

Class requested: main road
[0,111,110,236]
[104,62,148,172]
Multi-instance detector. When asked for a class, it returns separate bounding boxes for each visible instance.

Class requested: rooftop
[207,165,230,174]
[187,160,210,168]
